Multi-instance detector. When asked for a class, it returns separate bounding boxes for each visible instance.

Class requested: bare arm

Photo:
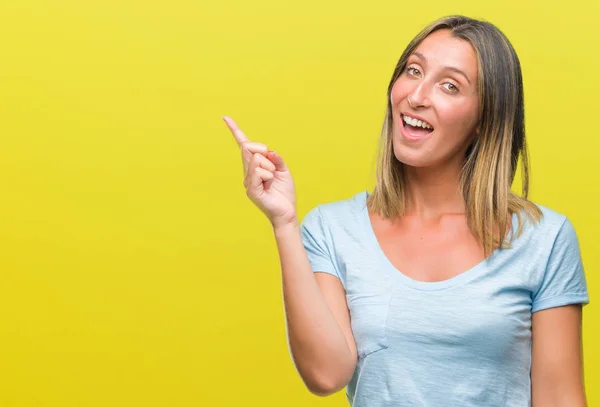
[222,116,356,396]
[531,304,587,407]
[274,222,357,396]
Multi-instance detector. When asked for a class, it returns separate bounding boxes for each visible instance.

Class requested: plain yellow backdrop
[0,0,597,405]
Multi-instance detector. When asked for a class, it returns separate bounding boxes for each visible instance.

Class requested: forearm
[532,390,587,407]
[532,364,587,407]
[274,222,355,395]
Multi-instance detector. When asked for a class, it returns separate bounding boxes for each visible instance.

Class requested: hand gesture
[224,116,297,228]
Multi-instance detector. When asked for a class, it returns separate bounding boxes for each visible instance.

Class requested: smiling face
[390,29,480,169]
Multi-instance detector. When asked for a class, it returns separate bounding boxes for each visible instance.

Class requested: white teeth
[403,114,432,129]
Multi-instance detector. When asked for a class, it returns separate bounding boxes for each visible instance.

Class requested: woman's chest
[385,287,533,360]
[339,245,537,361]
[347,280,535,362]
[370,212,487,283]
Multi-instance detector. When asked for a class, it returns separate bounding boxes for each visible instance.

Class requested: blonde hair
[367,15,542,257]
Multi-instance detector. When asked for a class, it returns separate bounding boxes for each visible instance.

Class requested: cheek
[390,78,410,104]
[437,101,478,135]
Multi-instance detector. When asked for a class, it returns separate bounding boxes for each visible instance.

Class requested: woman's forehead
[411,30,478,80]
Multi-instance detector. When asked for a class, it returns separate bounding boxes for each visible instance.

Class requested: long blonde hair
[367,15,542,257]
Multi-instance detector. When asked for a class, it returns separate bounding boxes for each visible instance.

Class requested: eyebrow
[411,52,472,85]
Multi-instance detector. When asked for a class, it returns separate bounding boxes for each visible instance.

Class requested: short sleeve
[300,206,343,284]
[532,217,590,313]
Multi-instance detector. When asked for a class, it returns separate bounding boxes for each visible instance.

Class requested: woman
[223,15,589,406]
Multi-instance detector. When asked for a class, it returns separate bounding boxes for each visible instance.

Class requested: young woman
[224,15,589,407]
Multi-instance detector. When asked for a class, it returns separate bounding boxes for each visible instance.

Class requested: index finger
[222,116,249,146]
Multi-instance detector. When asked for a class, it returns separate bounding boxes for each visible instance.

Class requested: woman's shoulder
[522,201,570,229]
[511,200,577,247]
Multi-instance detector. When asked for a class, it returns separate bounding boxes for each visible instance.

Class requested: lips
[399,114,434,142]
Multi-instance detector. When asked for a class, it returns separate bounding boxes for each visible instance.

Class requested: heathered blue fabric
[300,190,589,406]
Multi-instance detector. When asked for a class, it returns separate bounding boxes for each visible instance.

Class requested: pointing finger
[223,116,249,146]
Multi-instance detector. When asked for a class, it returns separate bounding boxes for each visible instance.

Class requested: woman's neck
[403,164,466,222]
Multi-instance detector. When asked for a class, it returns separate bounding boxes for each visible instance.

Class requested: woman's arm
[274,223,357,396]
[531,304,587,407]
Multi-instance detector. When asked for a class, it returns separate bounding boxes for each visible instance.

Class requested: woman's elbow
[302,366,353,397]
[305,376,347,397]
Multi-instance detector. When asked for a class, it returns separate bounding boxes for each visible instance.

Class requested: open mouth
[401,113,434,139]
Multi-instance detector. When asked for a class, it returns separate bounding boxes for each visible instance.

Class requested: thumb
[268,150,288,172]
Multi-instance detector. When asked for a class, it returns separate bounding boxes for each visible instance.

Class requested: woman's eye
[407,66,421,76]
[442,82,459,93]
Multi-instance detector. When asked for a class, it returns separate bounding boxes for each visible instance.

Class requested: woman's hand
[223,116,297,228]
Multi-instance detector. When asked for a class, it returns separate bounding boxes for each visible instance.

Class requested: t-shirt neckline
[359,190,509,291]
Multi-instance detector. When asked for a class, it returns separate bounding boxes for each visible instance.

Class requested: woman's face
[390,29,480,169]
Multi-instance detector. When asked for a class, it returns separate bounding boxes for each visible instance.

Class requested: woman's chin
[392,146,435,168]
[395,157,432,168]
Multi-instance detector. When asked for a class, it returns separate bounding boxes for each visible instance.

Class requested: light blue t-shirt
[300,190,589,406]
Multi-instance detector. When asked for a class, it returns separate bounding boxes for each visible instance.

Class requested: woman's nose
[408,82,430,108]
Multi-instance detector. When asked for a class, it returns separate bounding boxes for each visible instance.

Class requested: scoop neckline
[359,190,512,291]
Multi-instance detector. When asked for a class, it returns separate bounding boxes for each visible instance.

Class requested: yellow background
[0,0,597,405]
